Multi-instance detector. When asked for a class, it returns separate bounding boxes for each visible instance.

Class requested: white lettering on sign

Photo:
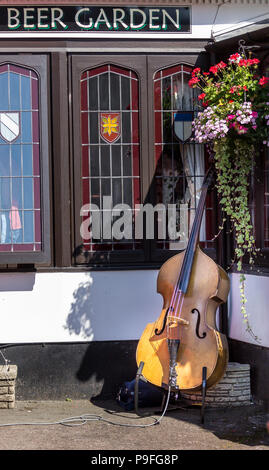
[6,6,188,32]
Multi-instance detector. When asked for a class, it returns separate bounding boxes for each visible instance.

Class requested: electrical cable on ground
[0,387,171,429]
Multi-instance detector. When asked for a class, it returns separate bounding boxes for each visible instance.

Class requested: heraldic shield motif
[0,112,20,143]
[100,112,121,144]
[174,111,193,143]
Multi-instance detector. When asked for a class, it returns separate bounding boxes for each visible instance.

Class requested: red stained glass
[81,112,89,146]
[80,64,141,253]
[153,63,215,251]
[133,178,140,205]
[155,144,163,167]
[110,65,130,77]
[0,63,42,253]
[13,244,34,252]
[81,70,87,81]
[0,244,12,252]
[34,211,41,244]
[132,111,139,144]
[10,64,31,77]
[131,78,138,111]
[88,65,108,77]
[82,146,89,179]
[82,178,90,207]
[33,144,40,176]
[154,80,162,111]
[161,65,180,78]
[91,244,112,251]
[32,111,39,142]
[154,111,162,144]
[0,64,8,73]
[34,177,40,209]
[132,145,140,177]
[81,77,88,112]
[182,65,192,74]
[31,74,39,109]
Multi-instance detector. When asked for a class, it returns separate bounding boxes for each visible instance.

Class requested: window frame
[71,54,149,266]
[146,54,218,264]
[70,52,218,268]
[0,54,51,265]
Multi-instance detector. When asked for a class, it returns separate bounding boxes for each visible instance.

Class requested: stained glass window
[153,64,215,251]
[80,64,141,253]
[0,64,41,253]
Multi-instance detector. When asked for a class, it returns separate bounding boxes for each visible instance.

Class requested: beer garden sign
[0,6,191,33]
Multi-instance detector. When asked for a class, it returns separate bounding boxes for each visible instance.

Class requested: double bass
[136,167,229,393]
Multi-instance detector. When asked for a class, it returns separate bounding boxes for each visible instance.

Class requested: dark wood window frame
[0,54,51,265]
[70,52,218,268]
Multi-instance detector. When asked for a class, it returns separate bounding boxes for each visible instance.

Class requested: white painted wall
[228,273,269,348]
[0,270,162,343]
[0,270,267,348]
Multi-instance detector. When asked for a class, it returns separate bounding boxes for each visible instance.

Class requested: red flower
[243,85,248,91]
[238,59,248,67]
[217,61,227,69]
[188,76,199,87]
[203,72,210,76]
[247,58,260,66]
[229,100,234,103]
[202,101,209,108]
[229,53,240,62]
[209,65,218,74]
[229,86,236,94]
[192,67,201,76]
[198,93,206,100]
[259,76,269,86]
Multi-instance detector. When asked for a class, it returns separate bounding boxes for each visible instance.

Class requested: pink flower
[227,114,236,120]
[252,111,258,118]
[237,125,248,134]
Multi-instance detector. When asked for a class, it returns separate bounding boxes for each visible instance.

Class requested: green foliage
[189,52,269,341]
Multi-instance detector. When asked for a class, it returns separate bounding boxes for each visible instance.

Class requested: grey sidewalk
[0,399,268,450]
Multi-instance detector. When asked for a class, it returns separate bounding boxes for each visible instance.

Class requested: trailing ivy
[189,52,269,341]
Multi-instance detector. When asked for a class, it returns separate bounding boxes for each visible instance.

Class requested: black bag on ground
[116,378,163,411]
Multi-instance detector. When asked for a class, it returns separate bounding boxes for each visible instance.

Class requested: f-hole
[191,308,207,339]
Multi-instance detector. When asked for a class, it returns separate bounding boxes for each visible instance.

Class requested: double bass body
[136,246,230,393]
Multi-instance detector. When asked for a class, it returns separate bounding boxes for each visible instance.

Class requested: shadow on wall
[64,273,138,399]
[64,275,95,340]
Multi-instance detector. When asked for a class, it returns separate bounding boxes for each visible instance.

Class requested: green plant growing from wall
[189,52,269,341]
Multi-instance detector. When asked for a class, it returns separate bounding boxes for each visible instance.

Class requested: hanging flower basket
[189,52,269,340]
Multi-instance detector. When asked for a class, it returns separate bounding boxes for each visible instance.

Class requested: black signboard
[0,6,191,33]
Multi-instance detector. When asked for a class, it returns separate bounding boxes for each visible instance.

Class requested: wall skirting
[0,339,268,411]
[0,341,138,401]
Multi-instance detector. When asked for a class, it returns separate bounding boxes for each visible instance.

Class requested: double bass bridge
[167,315,189,327]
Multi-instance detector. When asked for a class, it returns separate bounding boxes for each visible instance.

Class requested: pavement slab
[0,399,268,451]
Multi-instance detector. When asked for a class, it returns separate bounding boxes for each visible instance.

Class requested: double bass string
[166,184,206,338]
